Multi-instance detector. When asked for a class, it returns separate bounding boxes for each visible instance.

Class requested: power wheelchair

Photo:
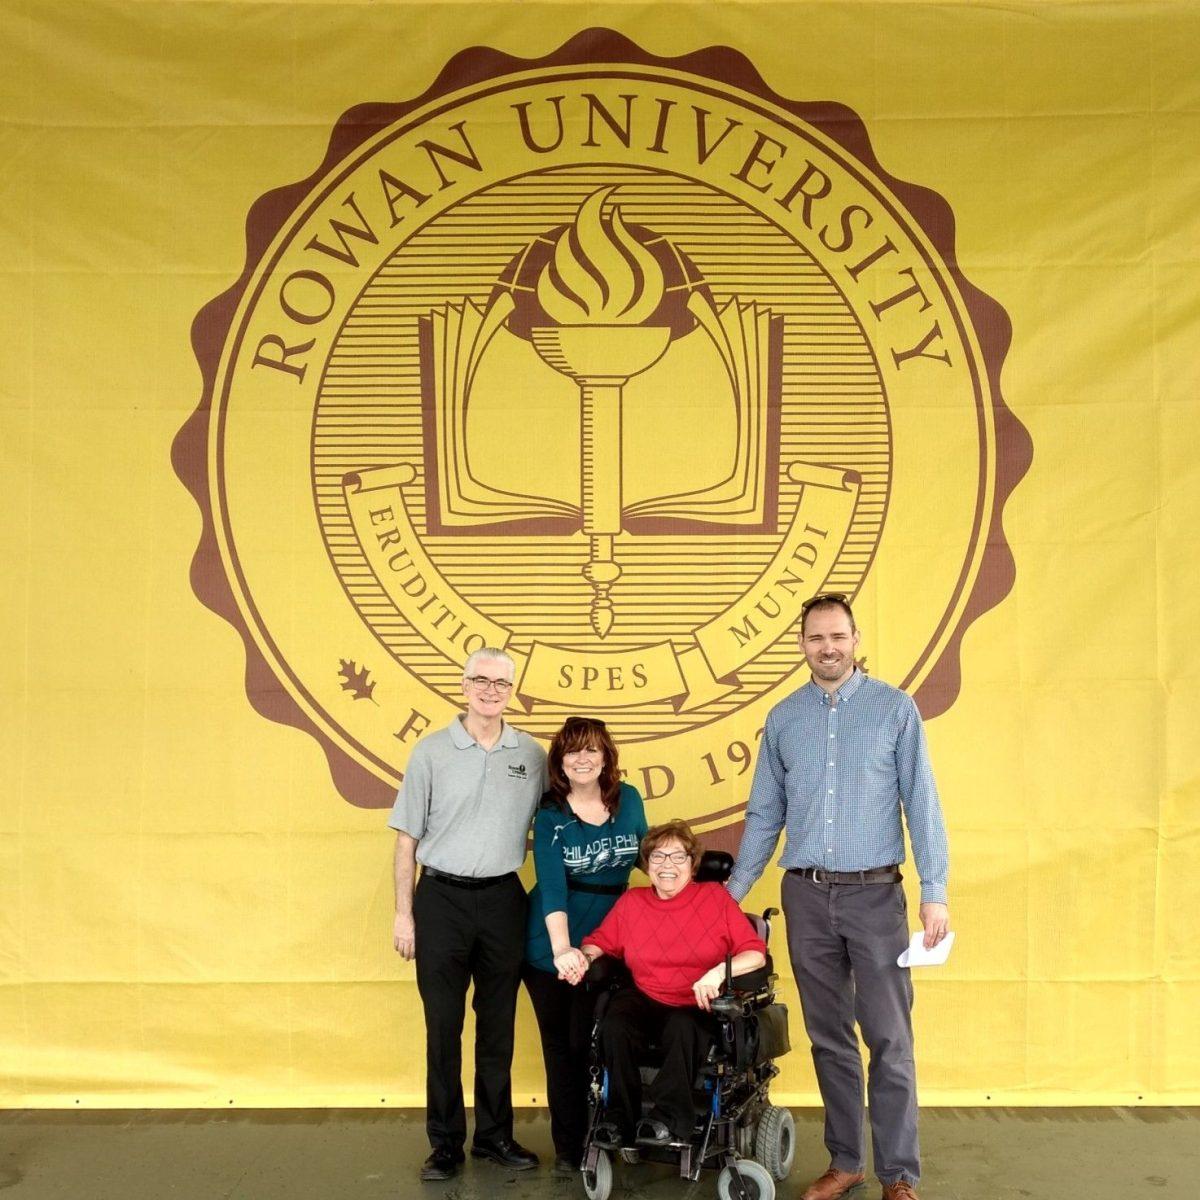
[579,850,794,1200]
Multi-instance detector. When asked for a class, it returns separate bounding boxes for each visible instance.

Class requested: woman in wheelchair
[578,820,767,1150]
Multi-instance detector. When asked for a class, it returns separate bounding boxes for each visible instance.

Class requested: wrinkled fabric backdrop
[1,0,1197,1106]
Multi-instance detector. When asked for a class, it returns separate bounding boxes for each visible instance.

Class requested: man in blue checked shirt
[728,593,949,1200]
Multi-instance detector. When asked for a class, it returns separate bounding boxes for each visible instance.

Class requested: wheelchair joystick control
[710,993,743,1018]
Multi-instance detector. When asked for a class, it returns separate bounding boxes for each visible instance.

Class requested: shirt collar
[449,716,476,748]
[837,668,866,701]
[450,715,519,749]
[807,667,865,705]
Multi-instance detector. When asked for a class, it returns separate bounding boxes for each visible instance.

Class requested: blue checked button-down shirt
[728,670,949,904]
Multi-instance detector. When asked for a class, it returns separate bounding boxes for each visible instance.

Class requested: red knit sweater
[584,881,767,1007]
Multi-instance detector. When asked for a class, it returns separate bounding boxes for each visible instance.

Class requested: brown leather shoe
[801,1167,866,1200]
[880,1182,919,1200]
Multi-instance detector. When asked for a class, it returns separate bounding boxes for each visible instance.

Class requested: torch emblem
[529,188,672,635]
[411,181,811,660]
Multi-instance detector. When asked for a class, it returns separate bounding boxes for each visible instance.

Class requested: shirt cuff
[919,883,948,905]
[726,872,753,903]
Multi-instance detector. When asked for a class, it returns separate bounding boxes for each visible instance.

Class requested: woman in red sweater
[579,820,767,1148]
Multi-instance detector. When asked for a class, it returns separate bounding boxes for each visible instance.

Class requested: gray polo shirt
[388,716,546,877]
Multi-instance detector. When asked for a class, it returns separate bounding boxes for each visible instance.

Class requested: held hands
[554,947,590,986]
[393,913,416,960]
[919,902,950,950]
[692,965,726,1012]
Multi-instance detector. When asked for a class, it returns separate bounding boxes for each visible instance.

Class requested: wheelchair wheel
[717,1159,774,1200]
[753,1104,796,1180]
[582,1148,613,1200]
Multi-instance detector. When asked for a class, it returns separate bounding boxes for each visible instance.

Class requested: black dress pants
[599,988,716,1141]
[522,963,602,1162]
[413,872,527,1150]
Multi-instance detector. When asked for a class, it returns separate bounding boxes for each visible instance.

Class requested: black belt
[422,866,515,890]
[789,866,902,885]
[567,879,627,896]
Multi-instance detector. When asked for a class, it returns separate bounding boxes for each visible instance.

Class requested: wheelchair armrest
[584,955,630,991]
[729,964,773,994]
[711,964,775,1020]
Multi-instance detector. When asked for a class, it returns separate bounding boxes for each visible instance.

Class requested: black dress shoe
[591,1121,624,1150]
[470,1136,539,1170]
[635,1117,674,1146]
[420,1147,463,1181]
[553,1153,579,1176]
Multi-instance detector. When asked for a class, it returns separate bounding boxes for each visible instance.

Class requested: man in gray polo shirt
[391,647,546,1182]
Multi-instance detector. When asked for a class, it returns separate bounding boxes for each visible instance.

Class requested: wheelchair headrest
[696,849,734,883]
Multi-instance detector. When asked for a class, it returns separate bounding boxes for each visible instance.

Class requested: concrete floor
[0,1108,1197,1199]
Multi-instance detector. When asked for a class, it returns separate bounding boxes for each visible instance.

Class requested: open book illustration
[417,186,783,635]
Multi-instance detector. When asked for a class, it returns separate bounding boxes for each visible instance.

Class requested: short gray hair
[463,647,515,681]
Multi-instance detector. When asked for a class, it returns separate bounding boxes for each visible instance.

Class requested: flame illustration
[536,188,665,325]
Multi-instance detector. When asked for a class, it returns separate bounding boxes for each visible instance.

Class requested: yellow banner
[694,465,859,681]
[344,465,510,658]
[2,0,1198,1112]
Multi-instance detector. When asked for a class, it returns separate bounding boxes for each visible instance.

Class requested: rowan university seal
[176,32,1029,840]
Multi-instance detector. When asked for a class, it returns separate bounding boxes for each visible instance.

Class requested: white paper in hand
[897,929,955,968]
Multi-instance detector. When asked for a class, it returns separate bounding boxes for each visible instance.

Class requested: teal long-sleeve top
[524,782,648,974]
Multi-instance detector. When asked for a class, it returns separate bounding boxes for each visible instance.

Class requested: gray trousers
[782,871,919,1186]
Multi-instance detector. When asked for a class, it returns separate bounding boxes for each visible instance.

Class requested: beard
[809,653,851,680]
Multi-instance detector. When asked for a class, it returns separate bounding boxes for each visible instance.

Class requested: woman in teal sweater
[523,716,647,1174]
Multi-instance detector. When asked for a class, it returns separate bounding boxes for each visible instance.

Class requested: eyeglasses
[647,850,690,865]
[801,591,850,613]
[465,676,513,693]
